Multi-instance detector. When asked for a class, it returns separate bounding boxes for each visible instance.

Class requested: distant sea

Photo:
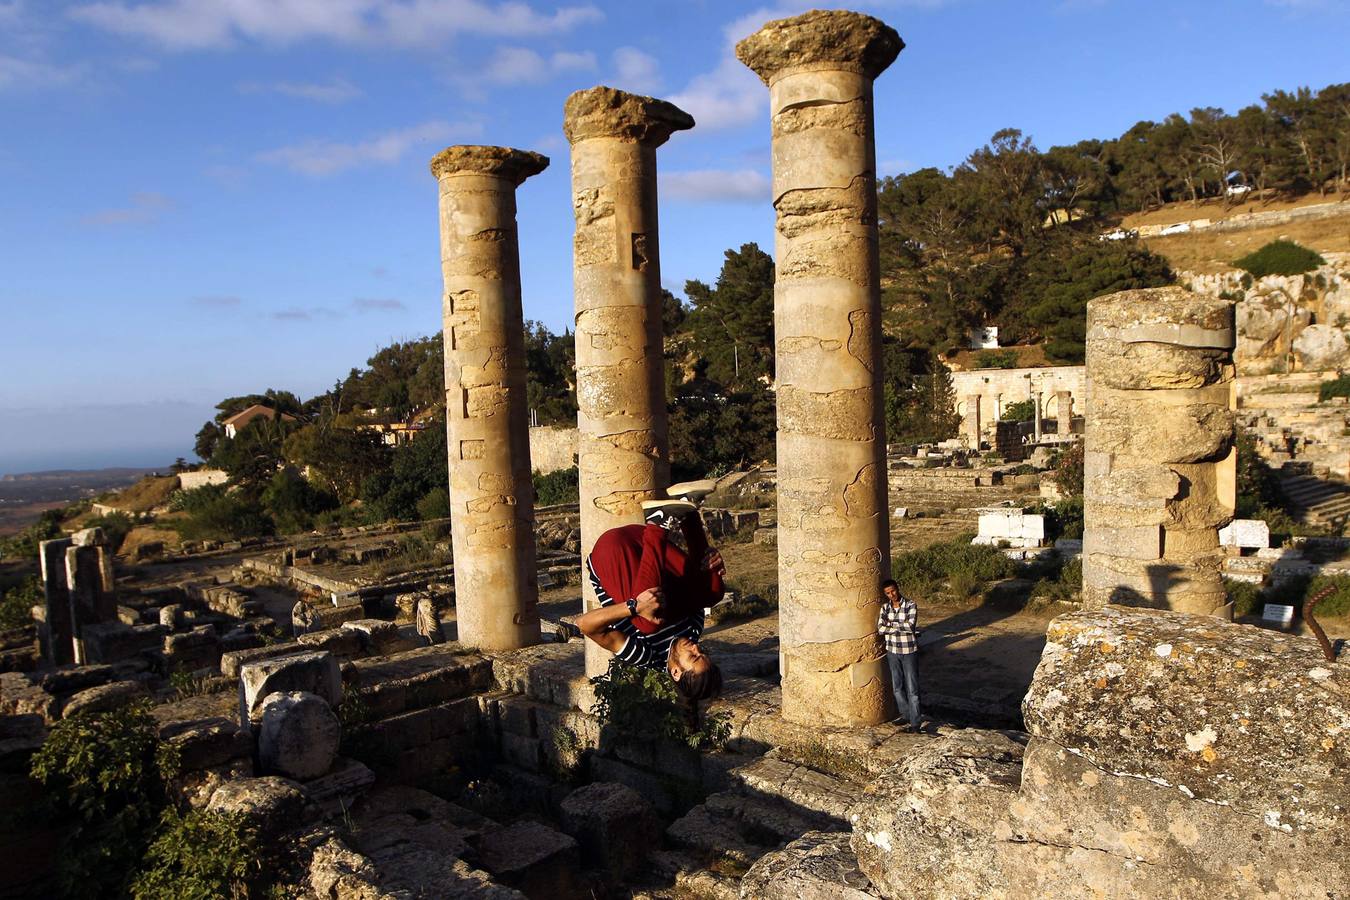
[0,449,185,480]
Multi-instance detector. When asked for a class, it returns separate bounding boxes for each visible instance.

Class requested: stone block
[1081,524,1161,561]
[500,732,544,772]
[238,651,340,726]
[296,627,363,659]
[1023,606,1348,830]
[476,821,581,898]
[207,776,314,839]
[220,641,306,678]
[159,716,251,770]
[61,680,148,718]
[256,691,341,780]
[1218,518,1271,550]
[351,646,493,719]
[81,622,163,663]
[741,831,877,900]
[341,619,410,655]
[558,781,659,880]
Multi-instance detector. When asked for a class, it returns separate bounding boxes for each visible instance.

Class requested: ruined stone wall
[528,425,579,476]
[950,365,1085,432]
[1082,287,1236,615]
[737,10,902,726]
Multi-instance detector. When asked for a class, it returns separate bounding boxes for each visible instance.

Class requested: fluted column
[1083,287,1236,616]
[431,145,547,650]
[565,87,693,677]
[738,10,902,726]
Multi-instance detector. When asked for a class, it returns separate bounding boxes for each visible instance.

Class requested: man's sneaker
[641,498,697,530]
[667,479,717,506]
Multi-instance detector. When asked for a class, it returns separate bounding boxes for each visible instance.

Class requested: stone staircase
[1279,471,1350,528]
[654,751,880,899]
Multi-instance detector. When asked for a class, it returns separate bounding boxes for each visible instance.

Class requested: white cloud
[611,46,660,94]
[68,0,604,51]
[476,45,595,86]
[257,119,480,176]
[81,191,175,225]
[668,57,763,131]
[0,53,85,90]
[270,297,407,320]
[193,295,242,308]
[353,297,406,312]
[661,169,770,203]
[239,76,363,103]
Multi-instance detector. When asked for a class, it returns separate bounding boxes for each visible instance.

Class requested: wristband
[626,598,638,617]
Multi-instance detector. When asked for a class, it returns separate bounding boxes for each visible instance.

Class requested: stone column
[1055,390,1073,435]
[1083,286,1236,616]
[431,145,548,651]
[39,537,74,665]
[738,10,902,726]
[963,395,982,449]
[565,86,693,677]
[1033,391,1043,441]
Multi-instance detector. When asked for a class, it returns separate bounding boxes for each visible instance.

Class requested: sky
[1,0,1348,475]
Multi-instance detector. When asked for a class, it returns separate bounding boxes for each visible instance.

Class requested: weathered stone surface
[220,641,307,678]
[1023,606,1348,830]
[558,782,659,879]
[257,690,341,780]
[735,8,898,725]
[207,776,313,837]
[735,9,903,84]
[1292,322,1350,371]
[563,86,694,145]
[429,144,548,183]
[476,821,580,896]
[741,831,877,900]
[61,680,148,718]
[566,85,688,677]
[341,619,410,655]
[307,837,391,900]
[238,650,340,725]
[158,716,251,770]
[1086,286,1235,348]
[350,646,493,719]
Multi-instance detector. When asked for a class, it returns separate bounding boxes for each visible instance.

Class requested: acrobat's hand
[634,587,665,623]
[702,549,725,577]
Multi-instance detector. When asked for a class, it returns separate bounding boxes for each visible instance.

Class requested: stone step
[666,803,775,867]
[724,754,861,827]
[739,831,881,900]
[703,791,831,845]
[349,645,493,719]
[648,850,743,900]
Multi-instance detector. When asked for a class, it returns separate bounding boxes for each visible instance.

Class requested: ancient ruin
[1082,287,1237,615]
[737,9,902,727]
[432,145,549,651]
[564,86,693,676]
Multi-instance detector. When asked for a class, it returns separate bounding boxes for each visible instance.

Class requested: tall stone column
[1033,391,1043,441]
[738,10,902,726]
[1083,286,1236,616]
[431,145,548,651]
[39,537,74,665]
[565,87,693,677]
[1055,390,1073,435]
[963,395,982,449]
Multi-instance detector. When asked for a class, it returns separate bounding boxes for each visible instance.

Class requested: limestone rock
[308,837,391,900]
[741,831,878,900]
[207,775,313,837]
[159,715,251,770]
[735,9,904,83]
[428,145,547,184]
[238,650,340,725]
[341,619,409,655]
[476,821,580,896]
[558,781,659,879]
[563,86,694,146]
[1024,606,1348,829]
[60,680,147,718]
[256,691,341,780]
[1292,322,1349,371]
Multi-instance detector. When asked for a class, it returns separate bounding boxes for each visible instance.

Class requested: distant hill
[0,466,167,505]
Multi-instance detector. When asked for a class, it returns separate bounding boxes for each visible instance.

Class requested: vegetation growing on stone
[591,659,731,751]
[1234,239,1326,278]
[1318,374,1350,402]
[891,537,1017,600]
[0,574,42,630]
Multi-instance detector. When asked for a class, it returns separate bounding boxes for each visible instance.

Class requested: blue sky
[2,0,1347,474]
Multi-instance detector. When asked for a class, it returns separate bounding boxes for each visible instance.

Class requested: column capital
[429,145,549,184]
[736,9,903,86]
[563,86,694,147]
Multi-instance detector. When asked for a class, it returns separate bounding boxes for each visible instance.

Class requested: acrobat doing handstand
[575,480,725,717]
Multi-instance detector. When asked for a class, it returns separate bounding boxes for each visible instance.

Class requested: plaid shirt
[878,596,918,655]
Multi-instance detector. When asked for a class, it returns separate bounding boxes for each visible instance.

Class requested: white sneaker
[666,479,717,505]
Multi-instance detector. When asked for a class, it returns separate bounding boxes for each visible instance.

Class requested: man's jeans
[886,651,920,727]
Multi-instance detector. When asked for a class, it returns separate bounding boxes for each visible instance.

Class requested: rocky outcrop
[846,606,1348,898]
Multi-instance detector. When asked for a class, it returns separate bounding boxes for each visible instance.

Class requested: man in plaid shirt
[877,578,920,730]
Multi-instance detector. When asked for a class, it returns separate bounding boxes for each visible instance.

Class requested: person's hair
[673,662,722,731]
[881,578,898,590]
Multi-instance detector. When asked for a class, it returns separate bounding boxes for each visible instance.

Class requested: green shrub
[0,508,63,561]
[1050,442,1084,498]
[0,575,41,630]
[1225,580,1264,618]
[1000,399,1036,422]
[1233,240,1325,278]
[534,466,580,507]
[591,659,730,750]
[84,511,134,551]
[1029,557,1082,605]
[1319,375,1350,402]
[416,487,451,521]
[974,349,1019,369]
[891,536,1017,600]
[260,469,336,535]
[173,485,273,542]
[129,809,265,900]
